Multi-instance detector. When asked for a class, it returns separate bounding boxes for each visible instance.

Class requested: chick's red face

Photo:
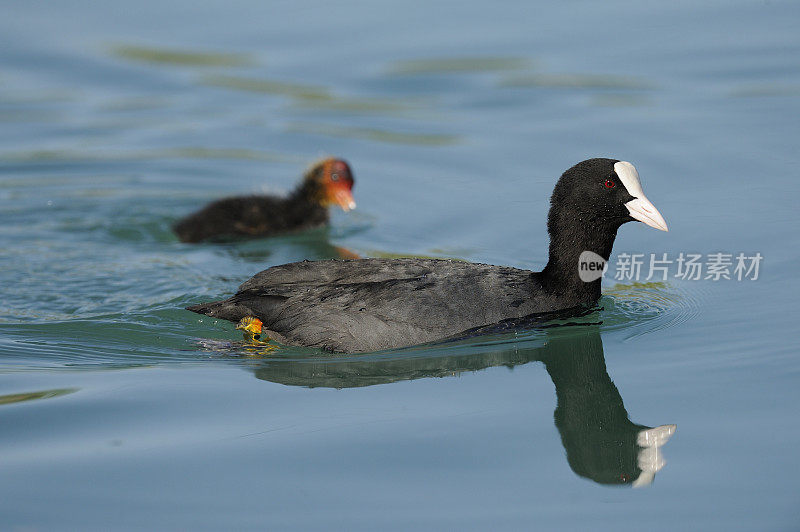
[321,159,356,212]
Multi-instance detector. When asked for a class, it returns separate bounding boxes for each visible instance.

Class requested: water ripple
[600,281,705,340]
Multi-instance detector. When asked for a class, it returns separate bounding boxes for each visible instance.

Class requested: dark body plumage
[188,158,667,353]
[173,189,328,243]
[189,258,565,353]
[173,158,354,243]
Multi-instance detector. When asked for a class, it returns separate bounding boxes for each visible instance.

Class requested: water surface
[1,1,799,530]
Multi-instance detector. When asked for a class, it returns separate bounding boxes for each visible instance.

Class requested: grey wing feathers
[231,258,537,352]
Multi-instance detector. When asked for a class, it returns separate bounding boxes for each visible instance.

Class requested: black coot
[188,158,668,352]
[173,157,355,243]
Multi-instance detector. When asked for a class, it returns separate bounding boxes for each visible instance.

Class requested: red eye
[604,179,616,189]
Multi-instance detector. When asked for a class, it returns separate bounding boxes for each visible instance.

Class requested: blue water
[1,1,799,529]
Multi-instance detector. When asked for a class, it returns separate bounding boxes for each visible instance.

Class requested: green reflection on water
[286,122,460,146]
[112,45,253,67]
[202,75,331,99]
[361,249,466,261]
[389,56,532,75]
[0,388,78,406]
[500,73,653,90]
[0,147,290,163]
[289,96,414,114]
[202,75,419,115]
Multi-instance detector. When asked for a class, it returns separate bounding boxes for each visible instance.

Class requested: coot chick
[193,316,276,354]
[235,316,270,345]
[188,158,667,353]
[173,157,355,243]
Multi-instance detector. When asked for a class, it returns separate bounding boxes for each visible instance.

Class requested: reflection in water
[542,331,674,486]
[201,75,417,116]
[284,122,460,146]
[0,146,290,164]
[388,56,531,75]
[249,328,675,487]
[0,388,78,406]
[219,227,360,262]
[111,45,253,67]
[202,75,331,99]
[500,72,653,90]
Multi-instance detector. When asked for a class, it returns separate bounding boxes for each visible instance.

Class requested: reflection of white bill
[632,424,677,488]
[578,250,609,282]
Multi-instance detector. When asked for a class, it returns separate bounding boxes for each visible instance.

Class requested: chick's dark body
[173,158,354,243]
[173,194,328,243]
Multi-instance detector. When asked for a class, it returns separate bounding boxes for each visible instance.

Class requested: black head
[542,158,668,299]
[548,158,668,235]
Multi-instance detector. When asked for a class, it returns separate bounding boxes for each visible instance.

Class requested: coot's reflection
[250,327,675,487]
[217,226,361,264]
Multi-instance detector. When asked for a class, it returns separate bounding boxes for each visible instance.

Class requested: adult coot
[188,158,667,352]
[173,157,355,243]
